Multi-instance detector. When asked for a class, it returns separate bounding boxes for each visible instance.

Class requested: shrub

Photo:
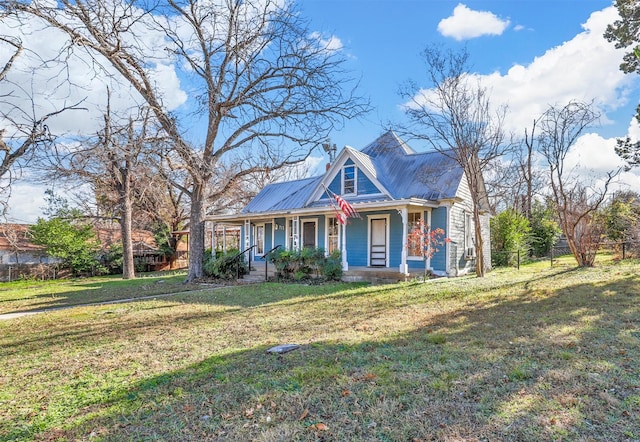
[491,208,531,267]
[323,250,343,281]
[203,252,247,279]
[268,247,342,281]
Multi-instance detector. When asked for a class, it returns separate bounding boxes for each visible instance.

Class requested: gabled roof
[356,131,462,200]
[235,131,466,216]
[241,175,323,214]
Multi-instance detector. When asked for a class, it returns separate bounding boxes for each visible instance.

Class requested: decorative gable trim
[306,146,391,205]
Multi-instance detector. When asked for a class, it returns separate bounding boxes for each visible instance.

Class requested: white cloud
[309,31,343,53]
[409,7,634,138]
[2,181,47,223]
[438,3,510,41]
[481,6,632,133]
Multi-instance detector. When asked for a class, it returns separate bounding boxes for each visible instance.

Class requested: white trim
[324,213,341,256]
[305,147,394,204]
[286,216,300,251]
[426,208,432,271]
[341,164,357,195]
[399,208,408,274]
[244,219,251,251]
[271,219,276,250]
[207,197,452,223]
[443,203,452,276]
[341,221,348,271]
[254,223,265,257]
[301,218,318,249]
[367,214,390,268]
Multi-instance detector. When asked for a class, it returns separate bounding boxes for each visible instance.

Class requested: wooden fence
[0,264,70,282]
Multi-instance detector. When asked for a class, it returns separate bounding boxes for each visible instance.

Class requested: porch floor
[342,266,422,284]
[247,263,423,284]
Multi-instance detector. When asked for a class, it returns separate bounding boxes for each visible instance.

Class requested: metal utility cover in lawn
[266,344,300,354]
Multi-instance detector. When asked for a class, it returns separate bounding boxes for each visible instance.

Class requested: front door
[302,221,316,249]
[370,218,387,267]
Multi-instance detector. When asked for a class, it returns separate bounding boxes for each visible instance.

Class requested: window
[407,212,423,257]
[343,165,356,194]
[255,225,265,255]
[327,217,340,254]
[465,213,475,257]
[288,218,299,250]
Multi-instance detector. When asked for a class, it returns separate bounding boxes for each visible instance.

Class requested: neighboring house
[0,224,58,264]
[210,131,491,277]
[96,227,188,271]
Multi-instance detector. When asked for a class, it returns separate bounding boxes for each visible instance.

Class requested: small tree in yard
[29,190,103,276]
[490,208,531,267]
[30,215,103,276]
[407,218,449,281]
[529,199,561,257]
[537,100,617,267]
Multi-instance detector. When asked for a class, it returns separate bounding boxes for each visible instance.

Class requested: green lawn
[1,258,639,441]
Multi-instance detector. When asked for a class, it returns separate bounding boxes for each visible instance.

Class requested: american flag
[334,194,359,219]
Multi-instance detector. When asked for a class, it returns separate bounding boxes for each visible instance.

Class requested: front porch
[342,266,425,284]
[246,261,424,284]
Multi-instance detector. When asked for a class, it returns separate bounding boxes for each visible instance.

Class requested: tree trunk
[120,175,135,279]
[185,185,206,281]
[473,203,486,277]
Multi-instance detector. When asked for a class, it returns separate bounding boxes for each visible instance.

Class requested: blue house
[208,131,491,279]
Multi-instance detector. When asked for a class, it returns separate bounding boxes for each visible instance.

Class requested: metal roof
[238,131,464,215]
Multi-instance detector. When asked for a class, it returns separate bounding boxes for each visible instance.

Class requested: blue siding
[358,171,379,195]
[388,210,404,268]
[430,207,448,272]
[345,217,368,266]
[318,216,326,250]
[274,217,286,248]
[328,174,341,195]
[265,223,273,250]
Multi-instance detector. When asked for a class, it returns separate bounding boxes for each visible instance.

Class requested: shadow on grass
[5,271,639,442]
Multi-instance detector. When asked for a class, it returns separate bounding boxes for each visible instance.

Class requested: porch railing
[262,244,282,282]
[231,245,256,279]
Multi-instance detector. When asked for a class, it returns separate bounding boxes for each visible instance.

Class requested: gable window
[407,212,423,258]
[342,165,356,195]
[327,217,340,254]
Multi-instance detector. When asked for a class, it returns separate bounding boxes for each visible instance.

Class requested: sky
[2,0,639,223]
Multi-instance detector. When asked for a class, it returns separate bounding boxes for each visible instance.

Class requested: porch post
[341,222,348,271]
[444,204,452,276]
[222,225,227,253]
[211,223,217,258]
[426,209,432,271]
[399,208,409,274]
[244,219,251,250]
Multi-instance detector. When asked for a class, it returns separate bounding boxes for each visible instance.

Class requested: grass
[0,271,204,315]
[1,256,639,441]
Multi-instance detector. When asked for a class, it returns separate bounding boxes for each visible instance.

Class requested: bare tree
[0,32,85,212]
[47,94,160,279]
[8,0,369,280]
[399,46,509,277]
[537,100,617,266]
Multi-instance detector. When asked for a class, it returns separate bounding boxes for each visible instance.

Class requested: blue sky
[3,0,639,222]
[298,0,628,149]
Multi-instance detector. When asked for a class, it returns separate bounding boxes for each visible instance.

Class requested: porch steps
[342,269,412,284]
